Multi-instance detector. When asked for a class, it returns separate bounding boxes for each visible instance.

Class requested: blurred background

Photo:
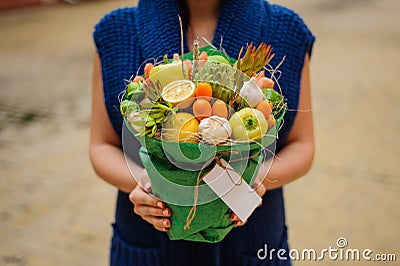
[0,0,399,265]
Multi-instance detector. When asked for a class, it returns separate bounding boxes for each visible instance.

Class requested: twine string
[183,156,215,230]
[183,150,261,230]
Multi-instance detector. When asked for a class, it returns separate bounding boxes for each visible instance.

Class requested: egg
[193,99,212,121]
[256,99,272,120]
[211,100,228,119]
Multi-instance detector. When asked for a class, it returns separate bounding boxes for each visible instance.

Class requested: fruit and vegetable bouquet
[119,42,286,243]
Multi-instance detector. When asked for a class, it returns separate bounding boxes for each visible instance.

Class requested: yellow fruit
[149,62,189,88]
[162,80,195,108]
[163,112,199,143]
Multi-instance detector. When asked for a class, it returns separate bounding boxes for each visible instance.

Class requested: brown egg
[211,100,228,119]
[193,99,212,121]
[256,99,272,120]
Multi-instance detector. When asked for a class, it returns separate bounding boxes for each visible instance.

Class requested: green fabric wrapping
[128,117,282,243]
[138,142,263,243]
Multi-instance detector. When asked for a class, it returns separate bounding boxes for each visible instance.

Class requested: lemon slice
[162,80,195,108]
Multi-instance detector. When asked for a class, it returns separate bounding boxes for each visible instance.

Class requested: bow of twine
[183,150,261,230]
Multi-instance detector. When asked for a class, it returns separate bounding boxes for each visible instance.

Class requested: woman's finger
[252,181,266,198]
[230,213,247,226]
[134,205,171,218]
[142,215,171,231]
[230,213,240,221]
[129,185,164,208]
[234,220,247,227]
[143,182,152,193]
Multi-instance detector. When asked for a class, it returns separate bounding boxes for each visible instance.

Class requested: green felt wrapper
[126,116,282,243]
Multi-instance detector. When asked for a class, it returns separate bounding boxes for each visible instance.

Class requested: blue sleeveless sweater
[94,0,314,149]
[94,0,314,264]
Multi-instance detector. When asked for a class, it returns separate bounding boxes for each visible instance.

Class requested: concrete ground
[0,0,399,265]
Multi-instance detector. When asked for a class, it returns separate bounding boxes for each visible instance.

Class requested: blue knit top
[93,0,314,258]
[94,0,314,150]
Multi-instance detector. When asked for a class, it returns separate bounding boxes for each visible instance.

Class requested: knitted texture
[93,0,314,150]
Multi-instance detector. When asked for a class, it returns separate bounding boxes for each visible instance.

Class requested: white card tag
[203,159,262,222]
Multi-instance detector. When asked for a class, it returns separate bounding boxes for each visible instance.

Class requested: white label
[203,159,262,222]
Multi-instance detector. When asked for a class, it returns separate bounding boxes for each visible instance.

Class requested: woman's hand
[129,183,172,232]
[230,182,266,227]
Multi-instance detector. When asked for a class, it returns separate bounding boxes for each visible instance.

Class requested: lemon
[162,80,195,109]
[163,112,199,143]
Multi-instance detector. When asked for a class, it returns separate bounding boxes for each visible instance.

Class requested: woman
[90,0,315,265]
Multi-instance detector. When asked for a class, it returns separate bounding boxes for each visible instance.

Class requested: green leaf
[155,117,167,124]
[263,89,286,118]
[163,54,169,64]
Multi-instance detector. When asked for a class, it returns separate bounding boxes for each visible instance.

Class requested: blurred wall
[0,0,56,10]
